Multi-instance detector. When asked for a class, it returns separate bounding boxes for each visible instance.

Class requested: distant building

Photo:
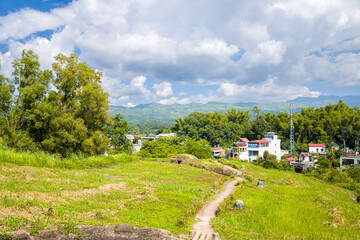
[340,154,360,167]
[281,157,296,164]
[157,133,177,138]
[126,134,135,141]
[290,152,316,173]
[308,143,326,155]
[212,147,225,159]
[231,132,285,162]
[231,138,249,160]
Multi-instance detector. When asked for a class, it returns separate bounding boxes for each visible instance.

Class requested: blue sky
[1,0,360,107]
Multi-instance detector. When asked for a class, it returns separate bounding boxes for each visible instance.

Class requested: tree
[0,50,52,149]
[185,138,212,159]
[106,114,132,153]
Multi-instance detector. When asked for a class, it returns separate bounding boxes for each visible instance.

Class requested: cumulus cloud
[1,0,360,106]
[0,8,62,42]
[158,97,191,105]
[122,102,136,108]
[153,82,173,98]
[190,77,321,103]
[248,40,287,66]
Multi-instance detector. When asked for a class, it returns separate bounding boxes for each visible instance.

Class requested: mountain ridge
[109,95,360,125]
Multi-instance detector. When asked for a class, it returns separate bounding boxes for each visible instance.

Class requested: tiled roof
[240,138,249,143]
[308,143,326,147]
[282,157,297,161]
[233,143,246,147]
[249,139,269,144]
[212,147,224,152]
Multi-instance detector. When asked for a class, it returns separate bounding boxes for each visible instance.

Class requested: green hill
[109,95,360,125]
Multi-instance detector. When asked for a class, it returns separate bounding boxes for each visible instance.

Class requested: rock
[10,231,33,240]
[234,200,244,209]
[257,181,263,188]
[114,224,135,233]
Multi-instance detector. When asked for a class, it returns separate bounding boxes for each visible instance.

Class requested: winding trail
[189,163,245,240]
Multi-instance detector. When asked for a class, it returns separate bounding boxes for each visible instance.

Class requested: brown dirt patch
[61,182,126,198]
[0,206,43,218]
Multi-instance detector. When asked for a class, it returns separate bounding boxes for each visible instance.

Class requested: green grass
[0,150,228,235]
[0,148,137,169]
[212,161,360,240]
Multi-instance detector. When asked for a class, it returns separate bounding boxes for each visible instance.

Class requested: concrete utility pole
[289,103,295,155]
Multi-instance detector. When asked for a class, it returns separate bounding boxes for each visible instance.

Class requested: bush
[137,137,212,159]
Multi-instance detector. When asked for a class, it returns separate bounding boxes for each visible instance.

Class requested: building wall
[308,146,326,154]
[340,157,360,167]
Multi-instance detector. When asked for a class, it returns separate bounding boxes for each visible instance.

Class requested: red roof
[282,157,296,162]
[240,138,249,143]
[212,147,224,152]
[343,154,360,158]
[308,143,326,147]
[300,152,309,156]
[233,143,246,147]
[249,139,269,144]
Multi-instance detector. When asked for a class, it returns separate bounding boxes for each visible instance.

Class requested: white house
[231,138,249,160]
[232,132,284,162]
[308,143,326,155]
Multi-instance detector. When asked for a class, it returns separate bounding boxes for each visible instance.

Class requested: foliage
[254,151,293,171]
[184,138,212,159]
[168,100,360,152]
[138,137,212,159]
[213,161,360,240]
[106,114,132,153]
[171,109,250,147]
[0,50,130,157]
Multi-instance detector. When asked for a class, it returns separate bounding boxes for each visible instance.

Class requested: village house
[231,138,249,160]
[231,132,285,162]
[340,154,360,167]
[211,147,225,159]
[308,143,326,155]
[291,152,316,173]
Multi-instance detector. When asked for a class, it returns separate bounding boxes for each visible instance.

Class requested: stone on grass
[234,200,244,209]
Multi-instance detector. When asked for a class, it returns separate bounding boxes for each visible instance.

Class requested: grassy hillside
[0,150,228,235]
[212,161,360,240]
[110,96,360,125]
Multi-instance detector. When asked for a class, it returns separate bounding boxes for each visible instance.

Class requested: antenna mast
[289,103,295,155]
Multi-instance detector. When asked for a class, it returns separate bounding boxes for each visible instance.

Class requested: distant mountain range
[109,95,360,125]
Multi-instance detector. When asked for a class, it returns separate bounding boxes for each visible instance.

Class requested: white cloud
[153,82,173,98]
[1,0,360,105]
[158,97,191,105]
[0,8,62,42]
[190,77,321,103]
[122,102,136,108]
[247,40,287,66]
[102,75,151,105]
[336,53,360,86]
[179,38,238,60]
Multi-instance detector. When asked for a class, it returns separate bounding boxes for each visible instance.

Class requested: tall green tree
[106,114,132,153]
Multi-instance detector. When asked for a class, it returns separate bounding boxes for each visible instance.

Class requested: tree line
[171,101,360,151]
[0,50,130,157]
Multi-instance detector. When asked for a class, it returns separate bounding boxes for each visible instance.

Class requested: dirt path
[189,164,245,240]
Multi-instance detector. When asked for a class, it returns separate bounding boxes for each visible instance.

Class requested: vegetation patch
[0,152,228,236]
[212,162,360,239]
